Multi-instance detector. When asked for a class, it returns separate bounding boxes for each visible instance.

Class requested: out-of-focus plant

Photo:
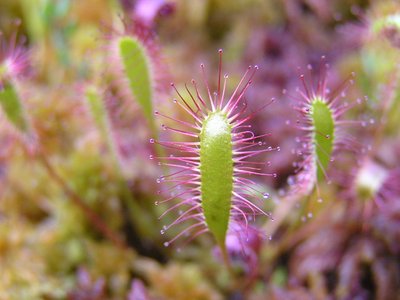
[0,0,399,299]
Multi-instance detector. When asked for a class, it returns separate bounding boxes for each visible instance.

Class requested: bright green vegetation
[310,98,335,181]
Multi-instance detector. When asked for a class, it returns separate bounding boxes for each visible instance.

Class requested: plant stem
[220,243,233,275]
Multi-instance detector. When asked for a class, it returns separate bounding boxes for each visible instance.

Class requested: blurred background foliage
[0,0,399,299]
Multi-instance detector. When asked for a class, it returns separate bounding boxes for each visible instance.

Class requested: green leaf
[85,86,162,241]
[0,83,29,133]
[85,86,120,167]
[85,86,108,135]
[118,36,154,126]
[310,98,335,181]
[200,111,233,248]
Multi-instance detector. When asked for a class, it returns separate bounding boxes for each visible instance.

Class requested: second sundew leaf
[85,86,161,240]
[310,98,335,181]
[0,83,29,133]
[200,111,233,248]
[85,86,110,139]
[118,36,154,125]
[85,86,120,165]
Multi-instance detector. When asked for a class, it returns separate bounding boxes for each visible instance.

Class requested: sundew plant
[0,1,399,299]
